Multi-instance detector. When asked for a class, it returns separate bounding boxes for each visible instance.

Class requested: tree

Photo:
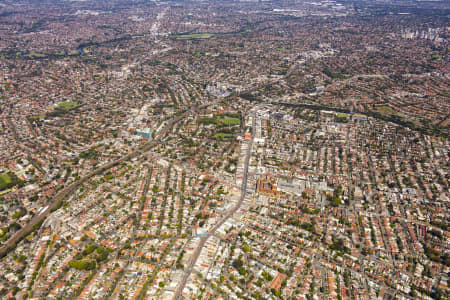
[232,259,244,270]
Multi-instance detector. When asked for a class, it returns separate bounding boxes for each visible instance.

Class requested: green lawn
[376,105,401,116]
[24,52,47,59]
[199,115,240,127]
[221,117,240,126]
[53,101,81,111]
[214,133,233,141]
[28,114,46,121]
[174,33,215,40]
[0,173,12,190]
[336,113,348,118]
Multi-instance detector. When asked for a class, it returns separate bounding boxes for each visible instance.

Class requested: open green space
[69,259,96,271]
[335,112,349,123]
[69,243,109,271]
[198,114,241,127]
[28,114,46,121]
[214,133,233,141]
[53,101,81,112]
[0,173,12,190]
[221,117,240,126]
[0,172,22,191]
[174,33,215,40]
[322,68,351,80]
[2,47,88,60]
[375,105,401,116]
[24,52,47,59]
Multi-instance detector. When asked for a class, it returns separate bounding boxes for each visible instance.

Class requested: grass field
[174,33,215,40]
[214,133,233,141]
[0,173,12,191]
[199,116,241,127]
[221,117,240,126]
[335,112,349,123]
[24,52,47,59]
[53,101,81,111]
[28,114,46,121]
[376,105,401,116]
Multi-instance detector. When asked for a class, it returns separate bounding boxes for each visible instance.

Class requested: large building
[256,174,279,195]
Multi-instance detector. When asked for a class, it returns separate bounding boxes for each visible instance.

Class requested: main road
[173,111,256,300]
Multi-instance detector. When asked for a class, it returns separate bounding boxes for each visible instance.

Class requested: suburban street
[174,112,256,299]
[0,109,191,257]
[1,1,448,298]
